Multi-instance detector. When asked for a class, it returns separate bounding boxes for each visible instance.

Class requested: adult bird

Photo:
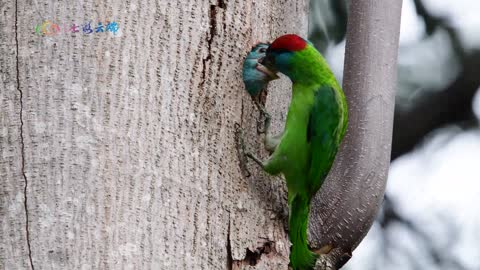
[238,34,348,270]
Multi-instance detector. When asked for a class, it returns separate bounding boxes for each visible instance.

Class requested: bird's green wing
[306,85,343,196]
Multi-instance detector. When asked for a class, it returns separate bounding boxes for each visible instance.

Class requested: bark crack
[15,1,34,269]
[200,0,225,87]
[240,99,244,125]
[226,215,233,270]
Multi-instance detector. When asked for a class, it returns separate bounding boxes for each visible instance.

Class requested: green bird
[239,34,348,269]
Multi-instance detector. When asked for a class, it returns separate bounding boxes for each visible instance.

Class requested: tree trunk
[1,0,308,269]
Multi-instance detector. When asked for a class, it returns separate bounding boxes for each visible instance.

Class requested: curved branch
[308,0,403,268]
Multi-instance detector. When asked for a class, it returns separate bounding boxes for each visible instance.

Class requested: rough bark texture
[0,0,308,269]
[0,1,32,269]
[309,0,403,267]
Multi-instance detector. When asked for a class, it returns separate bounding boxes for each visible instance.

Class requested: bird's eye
[258,48,266,53]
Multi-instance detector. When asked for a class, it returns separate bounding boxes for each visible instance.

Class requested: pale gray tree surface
[1,0,306,269]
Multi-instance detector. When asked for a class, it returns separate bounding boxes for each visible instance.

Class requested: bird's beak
[256,58,279,80]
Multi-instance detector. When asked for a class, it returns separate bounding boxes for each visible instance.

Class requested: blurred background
[308,0,480,269]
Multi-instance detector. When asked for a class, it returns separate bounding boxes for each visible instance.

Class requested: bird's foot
[313,244,334,255]
[254,101,272,134]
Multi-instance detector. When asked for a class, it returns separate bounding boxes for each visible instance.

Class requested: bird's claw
[256,116,266,134]
[255,102,272,134]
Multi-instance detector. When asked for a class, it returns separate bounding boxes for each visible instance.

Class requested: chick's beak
[256,57,279,80]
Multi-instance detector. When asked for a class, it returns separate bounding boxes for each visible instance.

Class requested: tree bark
[309,1,403,268]
[0,0,308,269]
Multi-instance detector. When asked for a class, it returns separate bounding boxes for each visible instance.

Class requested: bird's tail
[289,194,318,270]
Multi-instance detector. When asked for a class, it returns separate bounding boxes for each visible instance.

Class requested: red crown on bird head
[269,34,307,52]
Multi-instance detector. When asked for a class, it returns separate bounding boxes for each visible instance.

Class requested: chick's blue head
[242,43,278,97]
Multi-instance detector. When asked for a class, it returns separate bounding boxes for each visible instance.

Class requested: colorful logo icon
[34,20,120,36]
